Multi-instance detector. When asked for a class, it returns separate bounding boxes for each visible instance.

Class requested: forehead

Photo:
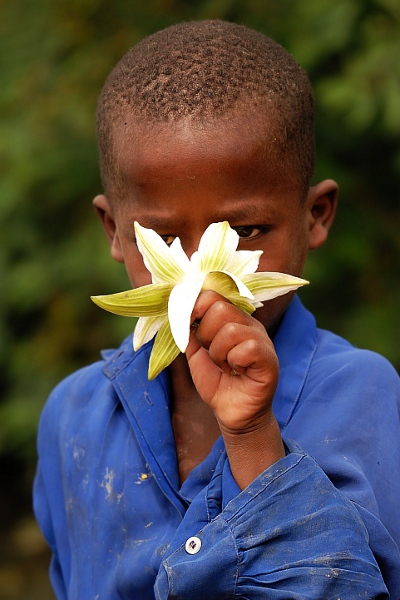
[111,112,296,198]
[108,115,298,228]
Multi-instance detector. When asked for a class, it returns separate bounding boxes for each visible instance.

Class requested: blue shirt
[34,296,400,598]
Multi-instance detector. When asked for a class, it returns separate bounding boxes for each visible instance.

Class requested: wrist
[220,412,285,490]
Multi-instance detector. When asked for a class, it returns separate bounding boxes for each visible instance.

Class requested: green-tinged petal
[203,272,256,315]
[217,270,254,299]
[231,297,257,315]
[194,221,239,273]
[168,278,204,352]
[148,319,181,380]
[133,315,167,350]
[169,236,191,268]
[134,222,189,284]
[91,283,171,317]
[242,272,309,302]
[225,250,262,277]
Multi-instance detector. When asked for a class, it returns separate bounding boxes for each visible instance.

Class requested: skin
[94,114,338,489]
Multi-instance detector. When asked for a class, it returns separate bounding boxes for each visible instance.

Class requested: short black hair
[97,20,315,196]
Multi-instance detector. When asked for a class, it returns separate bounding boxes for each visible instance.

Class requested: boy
[34,20,400,598]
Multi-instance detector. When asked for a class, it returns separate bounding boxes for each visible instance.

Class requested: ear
[307,179,338,250]
[93,194,125,263]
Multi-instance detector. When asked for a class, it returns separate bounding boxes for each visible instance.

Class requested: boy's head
[96,20,315,199]
[94,20,337,334]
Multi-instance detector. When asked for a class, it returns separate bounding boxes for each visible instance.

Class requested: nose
[180,232,203,259]
[181,243,198,260]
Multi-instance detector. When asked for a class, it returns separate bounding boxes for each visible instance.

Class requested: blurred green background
[1,0,399,597]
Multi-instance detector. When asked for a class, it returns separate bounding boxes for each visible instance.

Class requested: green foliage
[1,0,399,466]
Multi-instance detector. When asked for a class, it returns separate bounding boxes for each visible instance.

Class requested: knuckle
[239,338,261,358]
[210,299,232,318]
[222,321,240,337]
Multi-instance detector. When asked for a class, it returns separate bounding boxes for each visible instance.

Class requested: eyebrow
[132,203,273,229]
[221,204,270,222]
[127,198,276,235]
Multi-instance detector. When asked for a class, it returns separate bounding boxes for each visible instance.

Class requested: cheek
[129,266,153,288]
[258,238,307,278]
[121,244,153,288]
[257,238,295,273]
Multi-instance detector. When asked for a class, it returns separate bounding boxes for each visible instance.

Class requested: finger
[208,322,271,375]
[193,294,264,351]
[226,338,278,383]
[190,290,230,325]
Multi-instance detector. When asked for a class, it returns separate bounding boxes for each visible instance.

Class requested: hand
[186,291,285,488]
[186,291,279,432]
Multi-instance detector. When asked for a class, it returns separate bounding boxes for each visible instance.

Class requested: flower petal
[225,250,263,277]
[242,272,309,302]
[217,270,254,299]
[168,278,204,352]
[169,236,191,268]
[91,283,171,317]
[148,319,181,380]
[194,221,239,273]
[203,272,256,314]
[134,222,188,284]
[133,315,167,350]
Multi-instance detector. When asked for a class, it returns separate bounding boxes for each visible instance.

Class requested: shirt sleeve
[34,414,69,600]
[154,441,389,599]
[283,344,400,595]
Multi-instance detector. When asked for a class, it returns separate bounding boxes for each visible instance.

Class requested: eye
[133,233,176,248]
[160,234,176,247]
[232,225,270,240]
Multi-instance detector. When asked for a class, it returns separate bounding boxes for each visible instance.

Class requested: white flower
[92,221,308,379]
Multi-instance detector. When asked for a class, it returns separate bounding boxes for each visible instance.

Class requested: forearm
[220,411,285,490]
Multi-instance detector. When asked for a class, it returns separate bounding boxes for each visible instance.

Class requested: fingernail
[191,318,201,330]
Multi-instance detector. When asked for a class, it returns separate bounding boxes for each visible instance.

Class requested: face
[95,115,337,334]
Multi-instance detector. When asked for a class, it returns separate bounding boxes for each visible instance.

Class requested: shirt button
[185,536,202,555]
